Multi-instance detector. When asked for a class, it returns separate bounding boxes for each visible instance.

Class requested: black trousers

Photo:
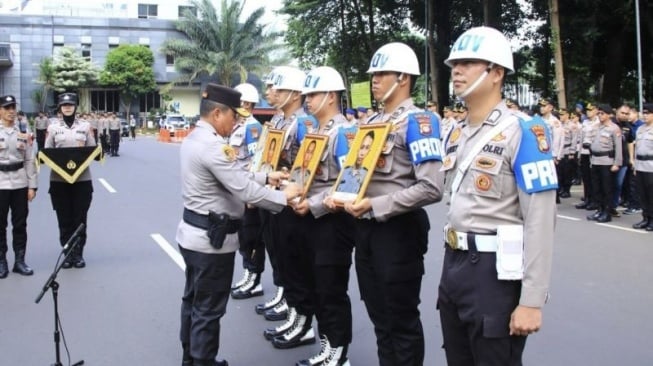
[100,131,109,153]
[36,129,47,151]
[179,246,234,362]
[580,154,593,201]
[237,206,265,273]
[636,171,653,217]
[279,213,314,316]
[354,209,429,366]
[49,181,93,248]
[0,187,28,254]
[109,129,120,155]
[261,208,284,287]
[558,155,576,193]
[627,166,641,209]
[438,245,527,366]
[591,164,615,210]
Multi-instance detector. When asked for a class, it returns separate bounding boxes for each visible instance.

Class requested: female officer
[44,93,96,268]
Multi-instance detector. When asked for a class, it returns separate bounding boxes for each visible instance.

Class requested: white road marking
[596,223,648,234]
[151,233,186,271]
[557,215,581,221]
[98,178,117,193]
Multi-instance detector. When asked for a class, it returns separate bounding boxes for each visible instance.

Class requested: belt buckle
[446,227,459,250]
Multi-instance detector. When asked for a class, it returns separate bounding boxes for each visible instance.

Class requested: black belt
[591,150,614,157]
[563,143,572,148]
[183,208,241,232]
[0,162,24,172]
[636,155,653,161]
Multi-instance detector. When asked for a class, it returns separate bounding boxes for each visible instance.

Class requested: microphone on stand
[63,223,85,251]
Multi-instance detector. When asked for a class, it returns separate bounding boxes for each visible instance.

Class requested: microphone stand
[35,224,86,366]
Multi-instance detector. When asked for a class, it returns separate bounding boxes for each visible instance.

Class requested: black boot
[272,313,316,349]
[322,344,350,366]
[181,343,192,366]
[12,250,33,276]
[596,211,612,223]
[61,249,73,269]
[0,252,8,278]
[296,334,330,366]
[587,210,602,221]
[256,286,283,314]
[73,246,86,268]
[231,272,263,299]
[633,216,650,229]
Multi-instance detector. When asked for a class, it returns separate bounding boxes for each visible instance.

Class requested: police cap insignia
[57,93,78,106]
[539,98,553,107]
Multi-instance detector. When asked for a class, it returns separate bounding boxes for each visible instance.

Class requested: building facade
[0,0,206,117]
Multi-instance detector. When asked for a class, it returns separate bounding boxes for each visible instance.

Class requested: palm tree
[34,57,56,112]
[161,0,281,86]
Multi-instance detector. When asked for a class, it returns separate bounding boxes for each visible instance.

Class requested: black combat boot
[633,215,650,229]
[256,286,284,314]
[231,272,263,299]
[12,250,33,276]
[73,246,86,268]
[296,334,330,366]
[272,313,316,349]
[596,211,612,223]
[0,252,8,278]
[322,344,350,366]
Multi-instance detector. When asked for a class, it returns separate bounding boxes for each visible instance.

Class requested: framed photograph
[288,134,329,201]
[330,123,391,205]
[256,128,286,173]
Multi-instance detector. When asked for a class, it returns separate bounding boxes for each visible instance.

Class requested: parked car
[163,115,189,136]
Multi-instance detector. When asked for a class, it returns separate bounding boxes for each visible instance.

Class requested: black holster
[207,211,242,250]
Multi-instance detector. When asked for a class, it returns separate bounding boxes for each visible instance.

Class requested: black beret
[597,103,613,114]
[642,103,653,113]
[0,95,17,107]
[58,93,78,106]
[202,83,250,117]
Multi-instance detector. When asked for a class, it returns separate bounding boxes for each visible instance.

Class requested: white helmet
[272,66,306,91]
[264,66,283,85]
[302,66,346,95]
[445,26,514,74]
[366,42,420,75]
[234,83,259,104]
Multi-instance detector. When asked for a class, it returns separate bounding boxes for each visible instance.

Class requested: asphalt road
[0,136,651,365]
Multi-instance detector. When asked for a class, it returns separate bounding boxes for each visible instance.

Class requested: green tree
[161,0,280,86]
[52,47,99,112]
[100,45,156,116]
[33,57,56,112]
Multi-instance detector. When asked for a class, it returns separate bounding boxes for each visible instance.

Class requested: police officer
[34,111,49,151]
[254,67,288,316]
[439,26,558,365]
[587,104,622,223]
[275,67,355,365]
[229,83,266,300]
[99,113,110,154]
[558,108,578,198]
[539,98,563,202]
[328,42,444,365]
[0,95,37,278]
[575,103,600,210]
[108,113,121,156]
[260,66,310,324]
[45,93,96,268]
[631,103,653,231]
[177,83,302,366]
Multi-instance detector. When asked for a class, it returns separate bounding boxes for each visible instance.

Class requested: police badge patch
[223,145,236,161]
[530,125,550,153]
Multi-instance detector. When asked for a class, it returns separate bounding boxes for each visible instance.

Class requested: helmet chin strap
[311,92,329,117]
[276,90,294,110]
[456,63,494,100]
[378,73,404,104]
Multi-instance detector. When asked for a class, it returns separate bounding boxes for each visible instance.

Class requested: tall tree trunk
[435,0,453,109]
[483,0,501,28]
[549,0,567,109]
[427,0,438,103]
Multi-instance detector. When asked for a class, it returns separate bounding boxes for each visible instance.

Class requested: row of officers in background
[176,26,571,366]
[0,92,98,278]
[34,111,126,156]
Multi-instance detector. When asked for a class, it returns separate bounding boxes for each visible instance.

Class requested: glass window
[166,54,174,66]
[81,44,91,60]
[138,4,158,19]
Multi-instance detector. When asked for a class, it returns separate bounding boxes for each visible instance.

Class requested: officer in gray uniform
[45,93,96,269]
[261,66,308,323]
[332,42,444,365]
[439,27,558,366]
[558,108,579,198]
[108,114,121,157]
[0,95,37,278]
[176,83,302,366]
[34,111,49,151]
[575,104,600,209]
[587,103,622,223]
[632,103,653,231]
[274,67,355,365]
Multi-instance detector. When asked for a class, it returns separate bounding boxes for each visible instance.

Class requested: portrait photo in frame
[330,123,391,205]
[248,125,268,173]
[257,128,286,174]
[288,134,329,201]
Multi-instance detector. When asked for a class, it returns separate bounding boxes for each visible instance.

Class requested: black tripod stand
[35,223,86,366]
